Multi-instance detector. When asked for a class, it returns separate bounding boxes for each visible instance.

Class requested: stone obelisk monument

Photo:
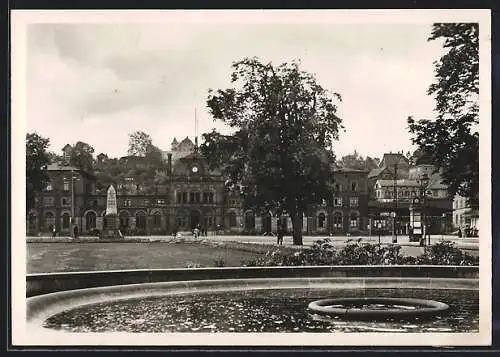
[100,185,122,239]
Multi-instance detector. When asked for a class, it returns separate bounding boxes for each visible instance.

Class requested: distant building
[27,162,97,235]
[61,144,72,164]
[379,152,410,178]
[28,143,461,237]
[453,194,479,231]
[162,137,196,163]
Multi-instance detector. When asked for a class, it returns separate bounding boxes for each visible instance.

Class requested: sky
[25,15,446,160]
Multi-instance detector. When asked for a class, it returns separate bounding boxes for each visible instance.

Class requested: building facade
[28,141,463,237]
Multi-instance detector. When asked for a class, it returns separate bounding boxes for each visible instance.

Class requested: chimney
[167,153,172,175]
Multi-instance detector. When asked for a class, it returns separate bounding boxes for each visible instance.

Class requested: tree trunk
[292,212,303,245]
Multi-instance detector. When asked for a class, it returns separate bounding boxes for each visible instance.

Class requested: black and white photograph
[11,9,491,346]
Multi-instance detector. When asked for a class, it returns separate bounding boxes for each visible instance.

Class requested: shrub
[213,256,226,267]
[416,241,479,266]
[335,239,406,265]
[186,262,203,268]
[241,240,478,267]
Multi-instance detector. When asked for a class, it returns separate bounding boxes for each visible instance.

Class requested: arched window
[176,215,187,228]
[86,211,97,230]
[350,212,358,228]
[153,212,161,227]
[228,212,237,227]
[244,211,255,231]
[44,212,55,230]
[333,212,342,229]
[61,213,70,229]
[119,211,130,230]
[28,212,37,231]
[318,213,326,228]
[136,211,147,230]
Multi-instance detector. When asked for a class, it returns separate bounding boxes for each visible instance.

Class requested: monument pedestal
[100,213,123,240]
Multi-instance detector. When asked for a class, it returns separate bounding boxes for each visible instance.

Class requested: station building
[27,140,462,237]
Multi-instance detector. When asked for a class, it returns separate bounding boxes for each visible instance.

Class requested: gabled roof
[368,168,383,178]
[368,166,392,179]
[178,136,195,147]
[46,163,96,179]
[171,137,178,145]
[380,153,409,168]
[62,144,72,151]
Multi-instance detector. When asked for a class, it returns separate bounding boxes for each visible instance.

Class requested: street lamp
[417,173,430,245]
[392,164,398,243]
[64,170,80,237]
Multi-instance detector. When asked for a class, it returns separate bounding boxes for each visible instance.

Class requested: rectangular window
[176,192,181,204]
[333,197,342,207]
[45,183,53,191]
[350,218,358,228]
[349,197,359,207]
[351,182,357,192]
[43,196,55,207]
[189,192,195,203]
[209,192,214,204]
[124,199,132,207]
[182,192,188,204]
[195,192,201,203]
[63,181,70,191]
[61,197,71,207]
[157,199,166,205]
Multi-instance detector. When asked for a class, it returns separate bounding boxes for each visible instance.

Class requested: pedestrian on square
[193,226,200,239]
[277,223,284,245]
[51,225,56,238]
[73,225,79,239]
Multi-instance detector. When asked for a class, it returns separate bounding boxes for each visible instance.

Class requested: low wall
[27,265,478,297]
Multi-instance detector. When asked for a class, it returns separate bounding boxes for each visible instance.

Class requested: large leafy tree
[202,57,342,245]
[26,133,51,211]
[70,141,95,171]
[128,131,153,157]
[407,23,479,200]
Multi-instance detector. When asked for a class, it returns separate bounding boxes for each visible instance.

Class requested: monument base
[100,214,123,240]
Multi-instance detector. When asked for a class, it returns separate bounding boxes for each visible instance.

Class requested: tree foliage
[26,133,51,211]
[202,57,343,245]
[69,141,95,171]
[407,23,479,199]
[337,150,380,170]
[128,131,153,157]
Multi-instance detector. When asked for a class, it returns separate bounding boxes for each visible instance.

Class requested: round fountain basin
[21,266,485,346]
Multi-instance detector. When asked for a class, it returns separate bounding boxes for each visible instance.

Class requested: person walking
[277,223,284,245]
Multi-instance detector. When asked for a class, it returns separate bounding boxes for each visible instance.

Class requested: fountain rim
[308,297,450,319]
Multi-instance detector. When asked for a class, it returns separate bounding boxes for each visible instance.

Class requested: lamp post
[392,164,398,243]
[417,173,429,246]
[65,170,80,238]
